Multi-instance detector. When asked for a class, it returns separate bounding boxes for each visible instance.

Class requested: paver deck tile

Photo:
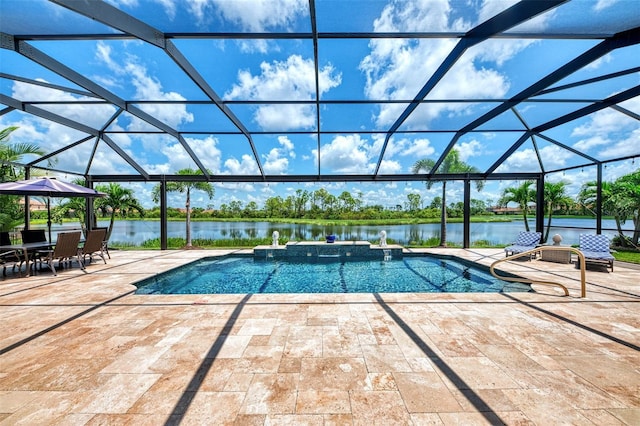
[0,249,638,424]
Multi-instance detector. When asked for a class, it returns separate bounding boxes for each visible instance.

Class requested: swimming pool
[135,255,531,294]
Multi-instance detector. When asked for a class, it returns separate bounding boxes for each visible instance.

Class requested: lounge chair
[578,234,614,272]
[504,231,542,260]
[39,231,83,276]
[79,228,107,266]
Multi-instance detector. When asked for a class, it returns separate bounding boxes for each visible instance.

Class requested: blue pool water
[135,255,531,294]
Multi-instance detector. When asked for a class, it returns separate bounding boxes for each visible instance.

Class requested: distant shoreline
[33,214,615,227]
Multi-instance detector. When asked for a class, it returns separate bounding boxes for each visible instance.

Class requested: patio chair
[578,234,614,272]
[19,229,48,271]
[39,231,83,276]
[21,229,47,244]
[1,231,21,276]
[94,227,111,259]
[504,231,542,260]
[78,228,107,266]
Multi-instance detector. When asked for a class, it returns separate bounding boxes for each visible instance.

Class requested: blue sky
[1,0,639,210]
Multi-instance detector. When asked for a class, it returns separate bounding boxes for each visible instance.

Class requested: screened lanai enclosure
[1,0,639,249]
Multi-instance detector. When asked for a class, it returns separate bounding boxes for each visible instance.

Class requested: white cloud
[496,149,536,172]
[456,139,483,162]
[572,105,638,137]
[95,41,118,71]
[145,141,196,173]
[255,104,316,131]
[599,127,640,158]
[548,171,591,198]
[191,0,307,31]
[263,148,289,174]
[477,0,518,23]
[180,0,308,52]
[585,53,612,70]
[11,81,117,130]
[473,0,547,63]
[571,109,637,136]
[126,66,193,130]
[188,136,223,173]
[225,55,341,131]
[496,145,572,173]
[573,135,609,152]
[140,135,224,176]
[4,81,142,174]
[377,159,403,174]
[373,0,458,33]
[154,0,176,19]
[95,41,193,131]
[212,182,259,208]
[360,1,510,129]
[278,135,295,156]
[315,134,438,175]
[594,0,620,12]
[470,39,536,67]
[395,137,436,159]
[313,134,373,173]
[224,154,261,175]
[236,39,272,54]
[105,0,139,8]
[262,136,296,174]
[360,0,556,130]
[537,145,573,169]
[360,187,396,207]
[0,119,45,155]
[571,96,640,158]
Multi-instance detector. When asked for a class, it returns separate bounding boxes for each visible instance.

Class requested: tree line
[158,189,493,221]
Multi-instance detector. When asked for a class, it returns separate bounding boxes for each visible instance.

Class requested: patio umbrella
[0,177,105,242]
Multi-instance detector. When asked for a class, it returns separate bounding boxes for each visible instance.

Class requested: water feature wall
[254,240,403,260]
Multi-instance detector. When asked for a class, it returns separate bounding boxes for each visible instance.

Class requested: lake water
[66,217,629,247]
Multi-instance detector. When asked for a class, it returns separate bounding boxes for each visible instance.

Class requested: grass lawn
[613,249,640,265]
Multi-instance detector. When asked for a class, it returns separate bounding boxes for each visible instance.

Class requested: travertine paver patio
[0,248,638,425]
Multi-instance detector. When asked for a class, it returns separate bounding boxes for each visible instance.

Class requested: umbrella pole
[47,197,52,243]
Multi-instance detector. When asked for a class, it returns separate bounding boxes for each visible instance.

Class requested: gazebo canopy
[1,0,639,188]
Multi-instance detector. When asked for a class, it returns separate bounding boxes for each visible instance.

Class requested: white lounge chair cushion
[514,232,542,247]
[579,250,614,261]
[504,232,541,254]
[579,234,614,262]
[579,234,610,252]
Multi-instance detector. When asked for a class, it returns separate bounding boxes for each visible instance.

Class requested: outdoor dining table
[0,241,52,277]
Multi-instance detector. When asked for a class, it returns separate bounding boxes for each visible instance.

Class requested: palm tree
[53,195,91,234]
[55,181,144,240]
[611,169,640,246]
[580,169,640,247]
[578,179,625,241]
[0,126,46,231]
[95,183,145,241]
[0,126,45,182]
[152,168,214,248]
[499,181,536,232]
[542,181,573,243]
[412,149,484,247]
